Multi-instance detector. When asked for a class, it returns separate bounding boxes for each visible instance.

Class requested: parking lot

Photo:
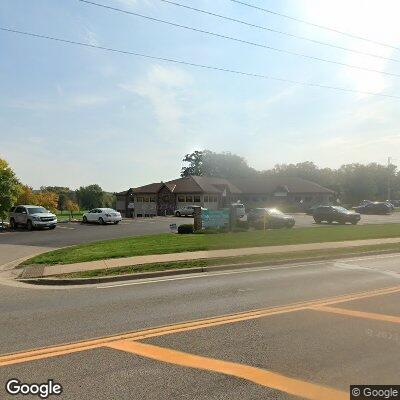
[1,213,400,270]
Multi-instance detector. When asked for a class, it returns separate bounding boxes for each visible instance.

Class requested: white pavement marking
[96,261,333,289]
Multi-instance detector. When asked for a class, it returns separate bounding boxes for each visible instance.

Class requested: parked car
[384,200,395,210]
[355,202,392,215]
[305,204,323,215]
[248,208,295,229]
[360,200,373,206]
[175,205,197,217]
[82,208,122,224]
[313,206,360,225]
[9,205,57,230]
[390,199,400,207]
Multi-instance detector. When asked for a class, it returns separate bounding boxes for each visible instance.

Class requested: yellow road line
[1,285,399,367]
[107,341,348,400]
[311,305,400,323]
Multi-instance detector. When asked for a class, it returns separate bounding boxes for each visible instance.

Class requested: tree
[181,151,204,177]
[181,150,256,178]
[35,191,59,212]
[75,184,105,210]
[0,159,20,226]
[40,186,76,210]
[65,199,80,213]
[17,185,36,205]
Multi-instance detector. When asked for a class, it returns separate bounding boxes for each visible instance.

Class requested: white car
[9,205,57,230]
[82,208,122,225]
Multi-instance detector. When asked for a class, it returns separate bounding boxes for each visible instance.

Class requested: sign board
[169,223,178,232]
[201,209,229,230]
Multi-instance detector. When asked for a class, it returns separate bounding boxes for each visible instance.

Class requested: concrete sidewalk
[20,237,400,278]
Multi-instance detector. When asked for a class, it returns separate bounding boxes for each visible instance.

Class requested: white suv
[9,205,57,230]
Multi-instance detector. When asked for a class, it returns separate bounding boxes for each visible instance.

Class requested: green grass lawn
[23,223,400,266]
[59,243,400,278]
[55,211,86,221]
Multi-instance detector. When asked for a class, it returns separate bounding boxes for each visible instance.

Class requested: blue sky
[1,0,400,191]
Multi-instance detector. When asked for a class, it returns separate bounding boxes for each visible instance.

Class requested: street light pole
[387,156,391,201]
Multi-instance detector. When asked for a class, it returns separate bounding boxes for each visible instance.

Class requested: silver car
[9,205,57,230]
[175,205,196,217]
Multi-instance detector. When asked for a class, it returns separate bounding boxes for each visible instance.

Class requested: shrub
[178,224,194,234]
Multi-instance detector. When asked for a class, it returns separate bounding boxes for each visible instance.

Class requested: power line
[158,0,400,64]
[78,0,400,79]
[229,0,400,51]
[1,27,399,99]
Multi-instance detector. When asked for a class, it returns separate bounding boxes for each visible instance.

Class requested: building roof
[129,175,334,195]
[132,182,164,194]
[230,176,334,194]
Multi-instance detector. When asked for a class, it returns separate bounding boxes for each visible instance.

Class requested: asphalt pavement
[0,253,399,399]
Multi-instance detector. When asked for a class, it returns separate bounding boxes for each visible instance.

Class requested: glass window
[203,195,209,203]
[144,197,150,202]
[136,197,143,202]
[178,195,185,202]
[186,195,193,202]
[150,197,156,202]
[194,195,201,202]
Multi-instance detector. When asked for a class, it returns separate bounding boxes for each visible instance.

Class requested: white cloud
[120,65,193,141]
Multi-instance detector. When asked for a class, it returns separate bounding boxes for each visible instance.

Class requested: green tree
[0,159,20,227]
[180,151,204,177]
[181,150,256,178]
[40,186,76,210]
[75,184,105,210]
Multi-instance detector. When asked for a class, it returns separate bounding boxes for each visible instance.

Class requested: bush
[178,224,194,234]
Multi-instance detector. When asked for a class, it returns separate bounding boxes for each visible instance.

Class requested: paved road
[0,253,399,399]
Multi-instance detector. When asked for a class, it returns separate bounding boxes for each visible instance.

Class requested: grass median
[58,243,400,279]
[23,223,400,267]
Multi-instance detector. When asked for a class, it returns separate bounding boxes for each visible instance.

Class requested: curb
[17,248,400,286]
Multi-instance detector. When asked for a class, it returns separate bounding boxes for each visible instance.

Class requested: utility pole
[387,156,391,201]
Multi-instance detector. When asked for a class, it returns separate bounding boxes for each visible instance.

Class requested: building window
[261,196,267,201]
[136,197,143,202]
[203,195,209,203]
[178,195,185,202]
[211,196,218,203]
[294,196,301,202]
[305,196,312,202]
[144,197,150,202]
[194,195,201,203]
[252,197,259,202]
[186,195,193,202]
[150,197,155,202]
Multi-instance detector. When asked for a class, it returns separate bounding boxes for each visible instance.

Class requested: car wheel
[338,220,346,225]
[327,220,332,224]
[49,225,56,230]
[114,221,119,225]
[9,218,16,230]
[27,220,34,231]
[175,211,181,217]
[82,216,88,224]
[99,217,105,225]
[314,218,321,224]
[351,220,358,225]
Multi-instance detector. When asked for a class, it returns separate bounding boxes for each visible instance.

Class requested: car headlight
[32,216,40,221]
[105,214,111,217]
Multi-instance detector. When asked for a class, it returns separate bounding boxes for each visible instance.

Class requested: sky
[1,0,400,192]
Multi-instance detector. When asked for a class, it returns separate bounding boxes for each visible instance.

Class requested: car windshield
[268,208,284,215]
[27,207,47,214]
[333,206,349,212]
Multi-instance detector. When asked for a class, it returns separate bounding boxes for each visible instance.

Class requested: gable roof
[230,176,334,194]
[130,175,334,195]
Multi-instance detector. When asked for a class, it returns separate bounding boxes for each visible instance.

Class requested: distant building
[116,175,335,217]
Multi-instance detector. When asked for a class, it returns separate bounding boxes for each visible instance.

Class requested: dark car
[355,202,392,215]
[390,199,400,207]
[313,206,360,225]
[248,208,295,229]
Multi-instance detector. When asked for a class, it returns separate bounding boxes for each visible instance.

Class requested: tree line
[0,158,115,223]
[181,150,399,205]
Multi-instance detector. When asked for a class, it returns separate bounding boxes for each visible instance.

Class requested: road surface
[0,253,399,399]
